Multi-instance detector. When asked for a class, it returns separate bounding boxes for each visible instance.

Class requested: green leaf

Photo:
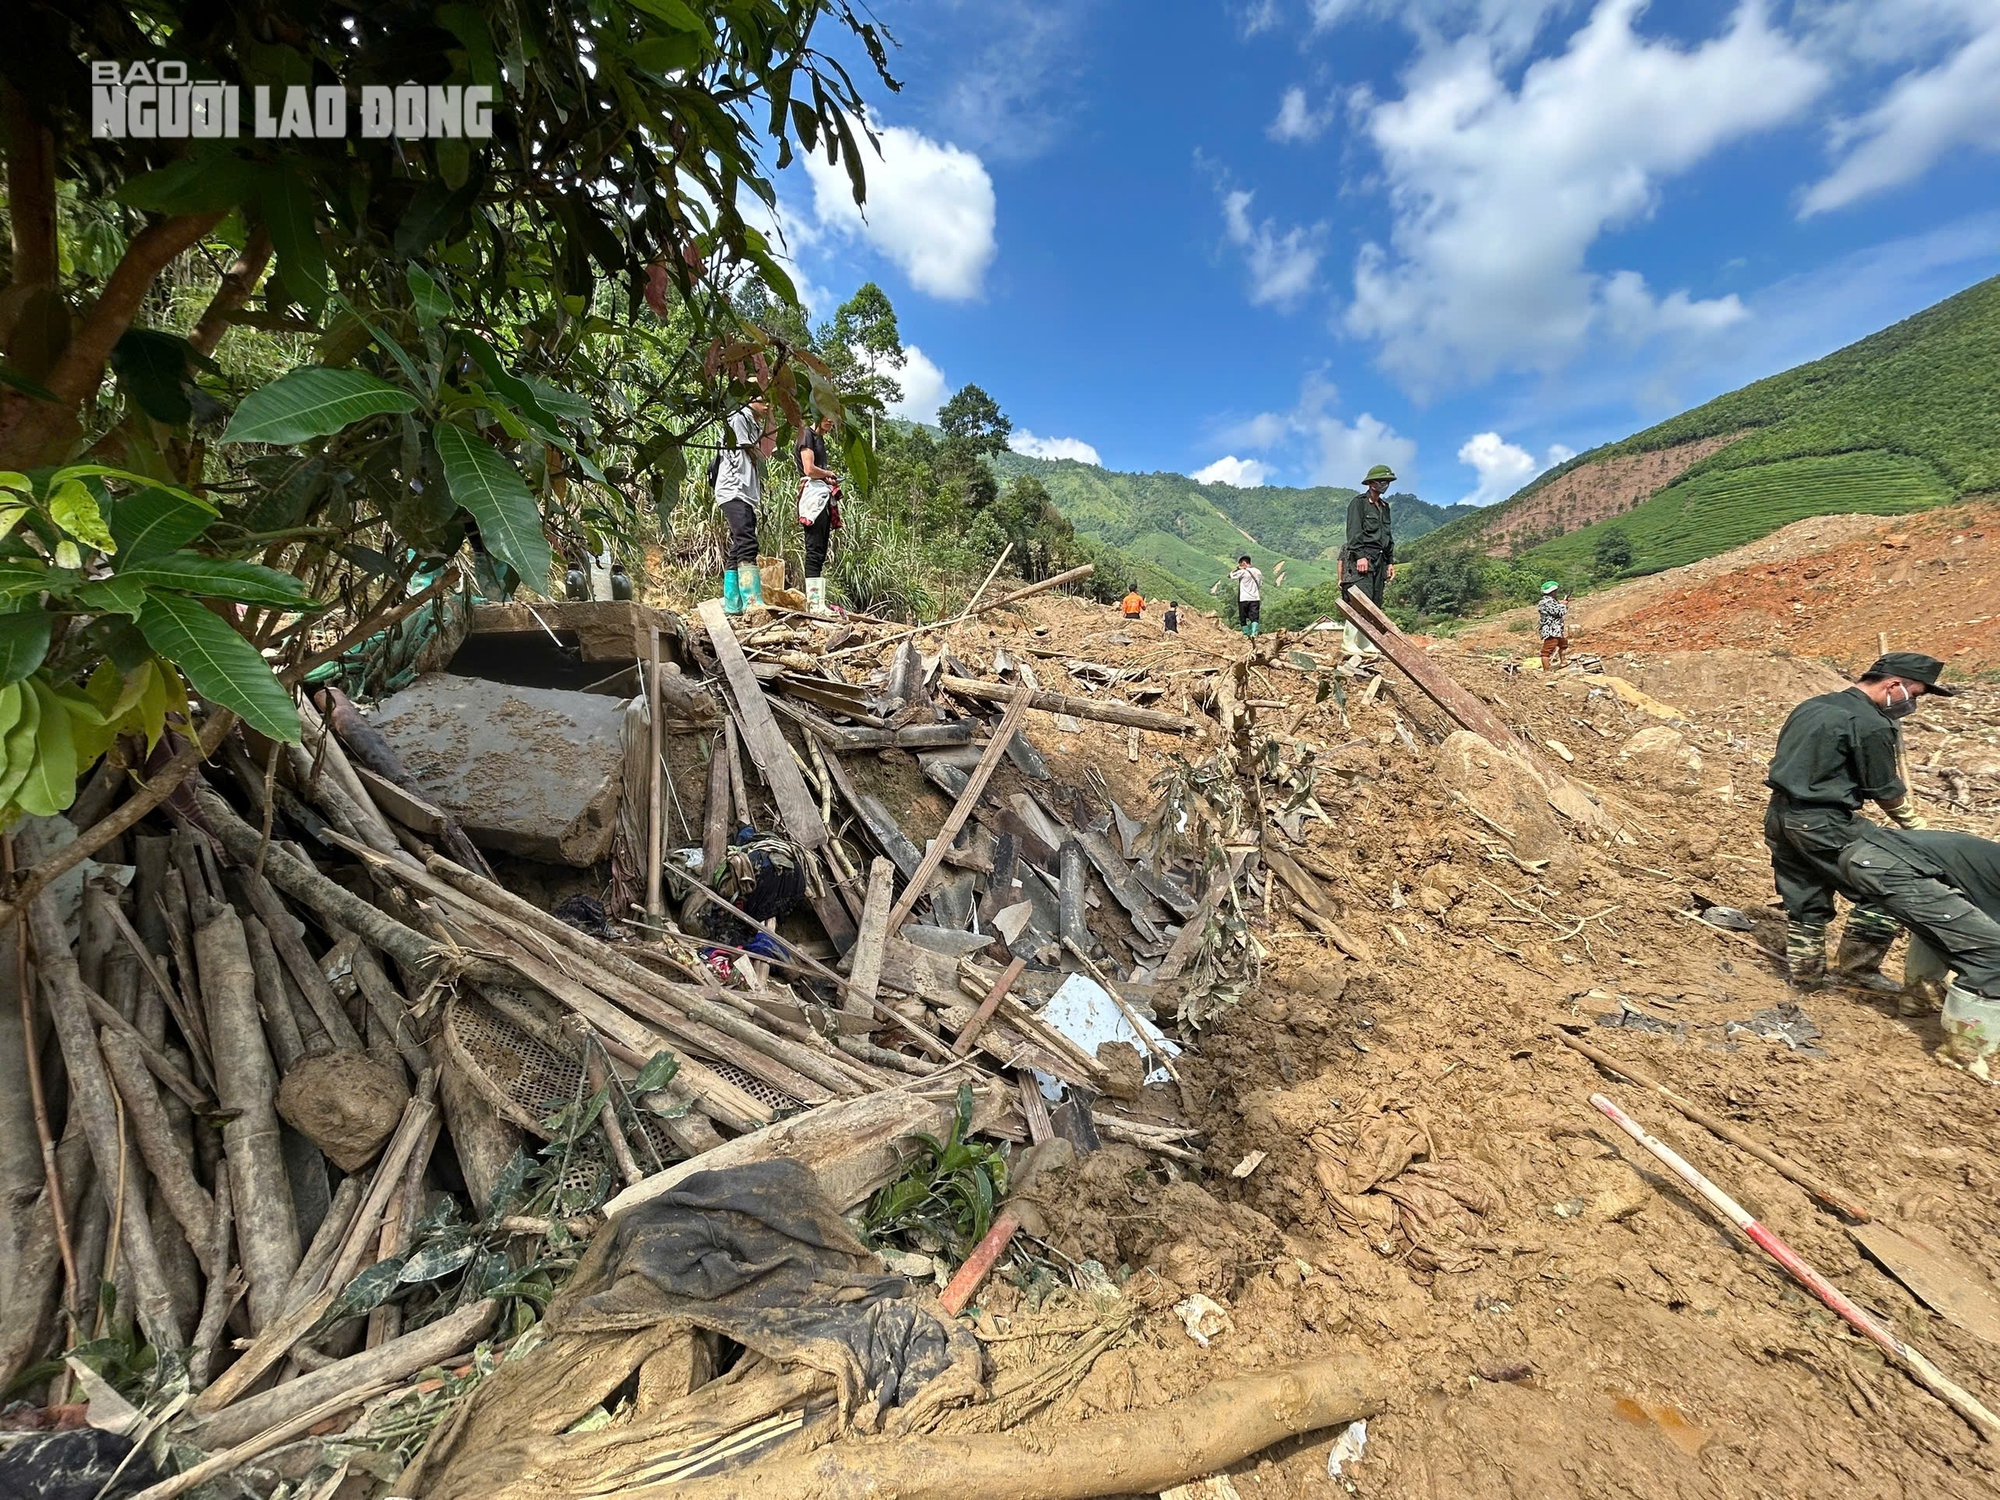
[116,152,262,214]
[630,33,705,74]
[111,489,216,562]
[262,171,328,316]
[407,266,455,326]
[222,368,420,446]
[328,292,423,390]
[49,481,116,554]
[16,681,77,817]
[632,1050,680,1095]
[0,682,39,812]
[121,553,312,607]
[434,424,551,586]
[0,473,32,496]
[460,333,566,434]
[51,467,209,509]
[628,0,706,32]
[0,560,49,602]
[111,329,195,426]
[320,1258,406,1326]
[0,611,52,684]
[397,1243,476,1284]
[72,577,149,618]
[0,682,22,744]
[136,592,300,742]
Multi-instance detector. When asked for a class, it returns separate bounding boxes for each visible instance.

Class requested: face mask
[1883,683,1919,719]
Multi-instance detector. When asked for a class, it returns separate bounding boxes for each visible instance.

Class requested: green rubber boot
[721,569,743,615]
[737,562,764,610]
[1785,920,1828,990]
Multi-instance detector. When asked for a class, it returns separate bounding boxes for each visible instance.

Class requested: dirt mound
[1471,503,2000,677]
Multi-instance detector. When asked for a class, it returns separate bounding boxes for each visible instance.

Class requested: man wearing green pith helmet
[1340,464,1397,660]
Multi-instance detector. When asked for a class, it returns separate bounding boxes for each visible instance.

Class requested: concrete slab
[368,673,628,866]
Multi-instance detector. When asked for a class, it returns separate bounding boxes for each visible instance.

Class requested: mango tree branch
[0,711,238,931]
[190,225,274,357]
[0,210,226,471]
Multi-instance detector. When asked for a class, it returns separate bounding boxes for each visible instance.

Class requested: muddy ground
[918,569,2000,1498]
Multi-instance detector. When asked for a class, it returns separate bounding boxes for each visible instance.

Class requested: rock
[1433,730,1573,870]
[1615,725,1703,795]
[1417,885,1451,916]
[277,1049,410,1172]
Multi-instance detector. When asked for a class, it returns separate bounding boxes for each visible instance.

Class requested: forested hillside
[989,449,1477,604]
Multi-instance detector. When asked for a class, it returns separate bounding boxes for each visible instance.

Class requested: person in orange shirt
[1121,586,1145,621]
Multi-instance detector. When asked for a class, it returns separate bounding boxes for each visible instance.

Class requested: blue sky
[765,0,2000,507]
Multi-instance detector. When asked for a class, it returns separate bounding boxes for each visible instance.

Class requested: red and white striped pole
[1590,1093,2000,1442]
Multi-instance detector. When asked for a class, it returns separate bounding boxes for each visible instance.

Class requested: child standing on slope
[1229,555,1263,636]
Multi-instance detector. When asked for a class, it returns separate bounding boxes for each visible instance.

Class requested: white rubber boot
[805,576,829,617]
[1939,982,2000,1083]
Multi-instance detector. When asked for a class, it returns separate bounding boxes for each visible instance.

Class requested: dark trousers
[1839,838,2000,997]
[720,498,759,567]
[1237,598,1260,627]
[1764,795,1864,928]
[1342,553,1388,606]
[802,507,833,576]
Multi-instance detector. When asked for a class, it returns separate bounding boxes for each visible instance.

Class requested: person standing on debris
[1122,586,1146,622]
[1764,651,1950,990]
[1835,829,2000,1069]
[1163,601,1179,635]
[1340,464,1397,659]
[1537,581,1570,670]
[797,413,843,618]
[714,399,773,615]
[1229,555,1262,636]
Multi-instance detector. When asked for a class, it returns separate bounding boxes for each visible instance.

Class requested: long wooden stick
[647,627,666,923]
[953,956,1026,1056]
[887,689,1035,933]
[937,675,1198,735]
[1558,1031,1871,1221]
[1592,1093,2000,1441]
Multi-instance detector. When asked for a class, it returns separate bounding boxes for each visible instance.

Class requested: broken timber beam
[886,690,1036,933]
[938,676,1199,735]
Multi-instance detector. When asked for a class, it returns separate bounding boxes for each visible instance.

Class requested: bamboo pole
[98,1028,217,1265]
[887,690,1035,933]
[1593,1094,2000,1442]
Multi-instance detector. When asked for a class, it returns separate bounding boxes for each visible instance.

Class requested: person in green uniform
[1764,651,1950,988]
[1839,828,2000,1077]
[1340,464,1397,659]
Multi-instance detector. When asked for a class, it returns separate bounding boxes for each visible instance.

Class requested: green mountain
[988,449,1479,606]
[1412,272,2000,584]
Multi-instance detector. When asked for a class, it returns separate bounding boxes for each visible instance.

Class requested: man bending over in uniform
[1764,652,1947,989]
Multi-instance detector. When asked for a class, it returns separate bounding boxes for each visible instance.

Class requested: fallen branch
[824,562,1093,662]
[626,1358,1384,1500]
[938,676,1198,735]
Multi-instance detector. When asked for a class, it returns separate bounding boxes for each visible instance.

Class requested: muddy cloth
[0,1430,159,1500]
[1308,1102,1502,1273]
[1839,830,2000,998]
[556,1159,981,1424]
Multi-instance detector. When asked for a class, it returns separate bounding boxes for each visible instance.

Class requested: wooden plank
[352,764,446,837]
[777,675,887,726]
[1338,588,1516,746]
[1850,1222,2000,1345]
[886,689,1036,932]
[939,675,1199,735]
[701,728,730,877]
[845,858,897,1018]
[699,600,829,847]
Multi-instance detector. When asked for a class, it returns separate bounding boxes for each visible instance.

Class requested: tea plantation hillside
[1416,272,2000,581]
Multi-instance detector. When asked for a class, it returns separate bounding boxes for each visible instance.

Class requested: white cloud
[1804,11,2000,214]
[1221,189,1325,310]
[886,344,949,423]
[1269,87,1331,143]
[916,0,1084,164]
[1457,431,1575,505]
[1343,0,1827,391]
[804,125,997,300]
[1193,455,1275,486]
[1010,431,1103,465]
[1222,373,1417,487]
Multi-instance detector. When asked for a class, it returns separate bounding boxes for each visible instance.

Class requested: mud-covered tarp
[561,1158,978,1415]
[413,1160,982,1500]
